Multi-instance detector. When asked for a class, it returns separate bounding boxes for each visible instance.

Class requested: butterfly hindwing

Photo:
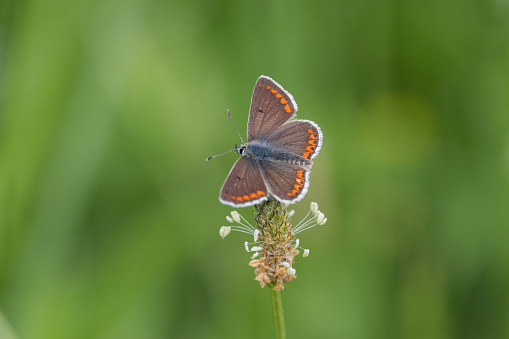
[257,160,310,204]
[265,119,323,161]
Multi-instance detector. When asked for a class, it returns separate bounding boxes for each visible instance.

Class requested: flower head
[218,198,327,290]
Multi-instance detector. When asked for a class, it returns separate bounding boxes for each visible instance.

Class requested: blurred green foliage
[1,0,509,338]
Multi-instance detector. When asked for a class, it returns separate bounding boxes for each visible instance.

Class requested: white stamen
[288,267,296,276]
[244,242,249,252]
[250,246,263,252]
[219,226,231,239]
[295,239,300,248]
[282,262,290,269]
[253,229,260,242]
[316,211,325,225]
[251,252,260,259]
[226,216,234,223]
[231,211,241,223]
[310,202,318,215]
[303,249,310,257]
[288,210,295,218]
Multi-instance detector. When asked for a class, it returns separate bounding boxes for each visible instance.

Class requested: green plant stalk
[271,288,286,339]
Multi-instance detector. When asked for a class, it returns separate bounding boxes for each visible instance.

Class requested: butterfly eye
[234,144,246,155]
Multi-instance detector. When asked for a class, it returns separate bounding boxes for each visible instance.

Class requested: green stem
[271,289,286,339]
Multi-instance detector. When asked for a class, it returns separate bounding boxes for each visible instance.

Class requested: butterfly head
[235,144,246,156]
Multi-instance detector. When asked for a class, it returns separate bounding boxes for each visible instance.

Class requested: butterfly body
[244,142,313,168]
[218,76,323,207]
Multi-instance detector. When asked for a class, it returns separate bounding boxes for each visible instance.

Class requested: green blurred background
[1,0,508,338]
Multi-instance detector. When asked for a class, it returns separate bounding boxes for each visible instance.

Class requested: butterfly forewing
[219,156,269,207]
[247,76,298,141]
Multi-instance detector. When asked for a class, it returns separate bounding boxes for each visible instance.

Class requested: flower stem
[271,288,286,339]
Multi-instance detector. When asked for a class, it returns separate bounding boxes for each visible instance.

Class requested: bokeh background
[1,0,509,338]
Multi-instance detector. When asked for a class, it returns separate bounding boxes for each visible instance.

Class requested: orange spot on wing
[309,134,316,139]
[256,190,265,196]
[297,171,304,179]
[306,146,314,152]
[303,152,310,159]
[259,83,262,87]
[308,129,313,133]
[230,195,235,200]
[287,192,293,196]
[250,192,257,198]
[276,93,282,98]
[292,189,298,195]
[308,140,316,145]
[284,104,292,113]
[280,98,288,104]
[243,195,250,200]
[271,89,277,93]
[236,196,243,202]
[266,85,271,89]
[294,184,302,190]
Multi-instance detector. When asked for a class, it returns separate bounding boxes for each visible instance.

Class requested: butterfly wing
[247,76,298,141]
[265,119,323,161]
[259,119,322,203]
[219,156,268,207]
[258,160,311,204]
[219,76,321,207]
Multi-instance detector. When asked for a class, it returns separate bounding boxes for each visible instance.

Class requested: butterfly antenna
[205,148,236,161]
[205,110,245,161]
[227,109,245,144]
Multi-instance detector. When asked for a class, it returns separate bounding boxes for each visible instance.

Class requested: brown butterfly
[207,76,323,207]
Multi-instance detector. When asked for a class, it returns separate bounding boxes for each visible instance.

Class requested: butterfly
[208,75,323,207]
